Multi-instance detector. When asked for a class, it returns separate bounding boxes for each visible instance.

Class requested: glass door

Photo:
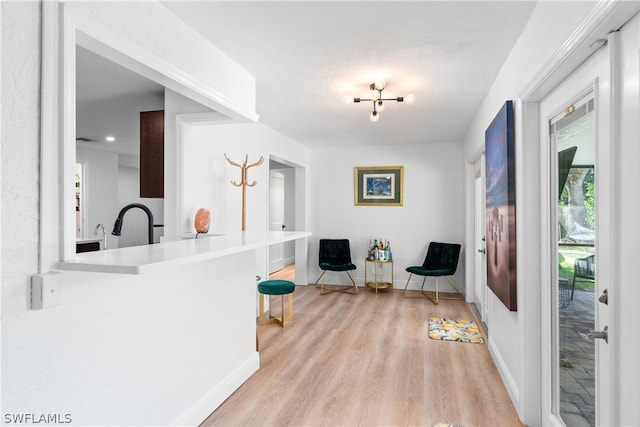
[551,93,596,426]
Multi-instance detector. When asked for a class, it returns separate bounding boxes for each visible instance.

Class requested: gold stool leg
[259,293,281,326]
[259,292,267,324]
[259,293,294,327]
[280,294,285,327]
[285,293,293,321]
[275,293,294,327]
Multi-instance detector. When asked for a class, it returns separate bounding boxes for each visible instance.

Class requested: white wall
[461,1,600,424]
[5,251,257,426]
[163,88,217,240]
[182,121,311,281]
[462,1,599,160]
[1,1,265,424]
[310,142,465,290]
[182,121,311,236]
[67,1,256,118]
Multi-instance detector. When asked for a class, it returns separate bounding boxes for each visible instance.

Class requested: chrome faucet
[94,223,106,249]
[111,203,155,244]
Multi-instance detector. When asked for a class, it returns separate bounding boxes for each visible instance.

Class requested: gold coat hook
[224,153,264,231]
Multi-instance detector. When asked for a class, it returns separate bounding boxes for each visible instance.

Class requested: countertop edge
[57,231,311,274]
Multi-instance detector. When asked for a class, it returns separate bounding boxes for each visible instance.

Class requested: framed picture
[354,166,404,206]
[485,100,517,311]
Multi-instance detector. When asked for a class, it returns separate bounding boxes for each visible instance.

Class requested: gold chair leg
[347,270,358,294]
[424,276,463,305]
[314,270,327,288]
[319,270,358,295]
[402,273,412,297]
[403,274,429,298]
[445,277,464,298]
[425,277,440,304]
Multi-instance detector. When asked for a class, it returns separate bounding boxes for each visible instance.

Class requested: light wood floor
[269,263,296,281]
[201,282,524,427]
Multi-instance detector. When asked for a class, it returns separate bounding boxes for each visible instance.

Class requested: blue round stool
[258,279,295,327]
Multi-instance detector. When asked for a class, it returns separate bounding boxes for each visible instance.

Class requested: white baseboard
[172,352,260,426]
[488,338,520,405]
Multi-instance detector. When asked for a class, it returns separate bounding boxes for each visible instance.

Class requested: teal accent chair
[314,239,358,295]
[403,242,463,304]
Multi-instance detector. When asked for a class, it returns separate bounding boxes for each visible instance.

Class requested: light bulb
[343,95,354,104]
[374,79,386,91]
[377,100,385,112]
[371,90,380,101]
[370,111,380,122]
[404,93,416,105]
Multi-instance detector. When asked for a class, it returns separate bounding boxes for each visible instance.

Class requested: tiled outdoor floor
[559,288,595,427]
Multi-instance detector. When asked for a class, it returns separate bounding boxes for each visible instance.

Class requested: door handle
[478,248,486,254]
[586,326,608,343]
[282,224,286,229]
[598,289,608,305]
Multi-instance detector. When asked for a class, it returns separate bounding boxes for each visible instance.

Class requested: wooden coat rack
[224,153,264,231]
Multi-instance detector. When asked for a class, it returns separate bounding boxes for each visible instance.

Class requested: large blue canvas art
[485,100,517,311]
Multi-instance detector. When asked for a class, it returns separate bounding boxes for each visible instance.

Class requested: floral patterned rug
[428,317,484,344]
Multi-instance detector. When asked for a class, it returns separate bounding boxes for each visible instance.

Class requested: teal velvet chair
[403,242,462,304]
[314,239,358,295]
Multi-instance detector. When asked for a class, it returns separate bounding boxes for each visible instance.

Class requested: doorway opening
[268,158,297,278]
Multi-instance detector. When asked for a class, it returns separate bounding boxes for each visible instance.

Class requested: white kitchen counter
[58,231,311,274]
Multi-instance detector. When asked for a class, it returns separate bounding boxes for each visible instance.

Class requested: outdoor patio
[559,287,595,427]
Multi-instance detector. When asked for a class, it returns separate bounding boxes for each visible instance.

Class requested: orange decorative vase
[194,208,211,233]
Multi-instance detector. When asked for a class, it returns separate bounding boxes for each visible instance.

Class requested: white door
[269,170,285,273]
[474,155,488,324]
[539,35,611,427]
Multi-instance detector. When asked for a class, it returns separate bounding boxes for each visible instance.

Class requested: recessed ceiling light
[105,136,116,143]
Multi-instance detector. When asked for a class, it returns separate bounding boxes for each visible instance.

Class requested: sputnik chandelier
[345,79,415,122]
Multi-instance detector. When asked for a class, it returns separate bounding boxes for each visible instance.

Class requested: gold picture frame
[354,166,404,206]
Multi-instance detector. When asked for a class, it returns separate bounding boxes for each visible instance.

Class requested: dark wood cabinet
[76,241,100,253]
[140,110,164,198]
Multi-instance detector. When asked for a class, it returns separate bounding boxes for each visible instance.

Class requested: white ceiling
[76,1,538,155]
[162,1,538,147]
